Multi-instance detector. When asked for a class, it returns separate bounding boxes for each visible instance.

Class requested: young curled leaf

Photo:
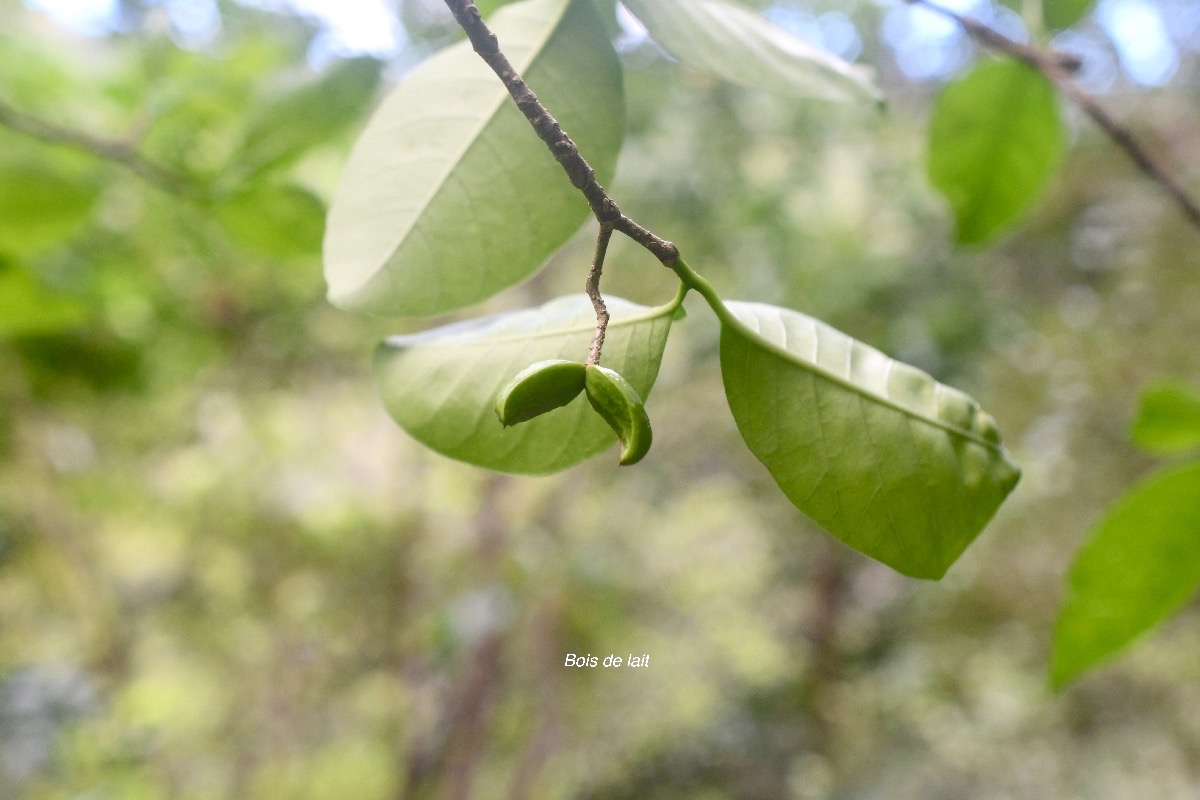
[374,289,682,475]
[495,359,586,427]
[584,365,653,465]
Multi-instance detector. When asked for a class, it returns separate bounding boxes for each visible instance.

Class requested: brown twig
[908,0,1200,231]
[585,224,613,366]
[441,0,679,361]
[0,96,195,196]
[441,0,677,263]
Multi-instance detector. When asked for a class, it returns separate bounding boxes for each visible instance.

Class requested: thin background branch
[908,0,1200,231]
[0,96,195,196]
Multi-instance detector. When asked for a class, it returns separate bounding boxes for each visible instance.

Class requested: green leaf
[216,183,325,259]
[476,0,522,16]
[719,301,1020,579]
[1043,0,1096,30]
[1130,382,1200,455]
[374,289,681,474]
[927,59,1064,245]
[233,57,381,179]
[324,0,624,316]
[1051,461,1200,687]
[0,160,98,255]
[620,0,881,103]
[0,265,90,337]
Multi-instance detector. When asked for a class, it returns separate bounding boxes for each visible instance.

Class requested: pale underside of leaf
[1051,461,1200,687]
[374,291,679,474]
[324,0,623,316]
[621,0,881,103]
[719,301,1020,579]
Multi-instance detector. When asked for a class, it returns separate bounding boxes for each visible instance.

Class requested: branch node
[442,0,689,268]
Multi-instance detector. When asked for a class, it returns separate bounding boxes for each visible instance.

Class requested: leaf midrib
[369,0,571,284]
[386,293,681,350]
[726,302,1010,453]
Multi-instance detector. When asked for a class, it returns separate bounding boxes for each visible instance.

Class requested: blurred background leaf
[1043,0,1098,30]
[927,59,1065,244]
[230,56,381,182]
[621,0,882,102]
[1131,381,1200,455]
[0,157,98,256]
[0,262,90,337]
[215,182,325,259]
[1052,461,1200,687]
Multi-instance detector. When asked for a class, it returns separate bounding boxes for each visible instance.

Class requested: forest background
[2,0,1200,797]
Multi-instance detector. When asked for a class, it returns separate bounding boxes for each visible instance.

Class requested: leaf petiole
[670,256,736,328]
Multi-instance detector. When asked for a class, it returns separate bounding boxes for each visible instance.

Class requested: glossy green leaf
[1043,0,1095,30]
[1051,461,1200,687]
[233,57,380,179]
[928,59,1064,244]
[0,160,97,255]
[216,183,325,259]
[324,0,623,316]
[1130,382,1200,455]
[719,301,1020,579]
[374,289,681,474]
[621,0,881,103]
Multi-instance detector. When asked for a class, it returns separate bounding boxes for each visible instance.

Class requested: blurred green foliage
[927,59,1064,245]
[2,0,1200,798]
[1043,0,1097,31]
